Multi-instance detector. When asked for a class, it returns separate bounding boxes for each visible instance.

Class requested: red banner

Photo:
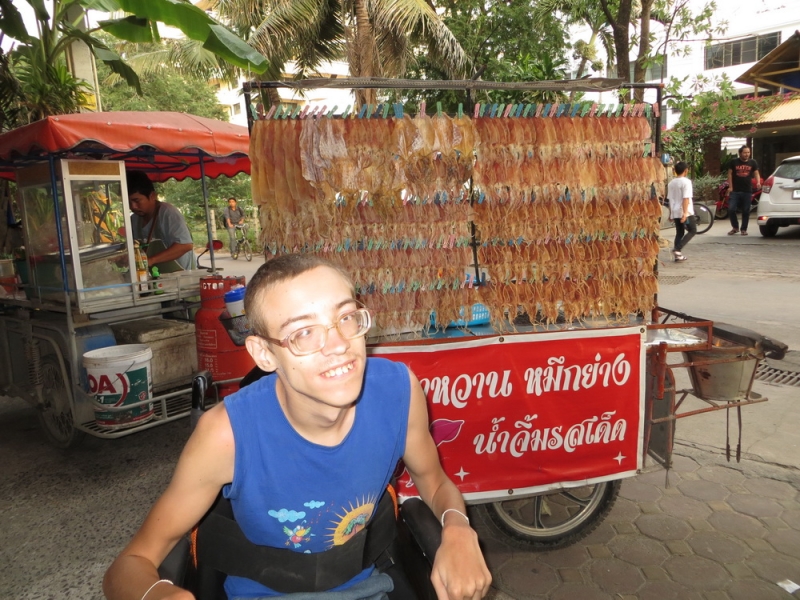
[369,327,645,501]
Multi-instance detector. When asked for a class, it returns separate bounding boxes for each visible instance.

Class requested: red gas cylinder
[195,275,255,399]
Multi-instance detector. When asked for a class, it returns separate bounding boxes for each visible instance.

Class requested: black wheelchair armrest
[158,536,191,583]
[399,498,442,565]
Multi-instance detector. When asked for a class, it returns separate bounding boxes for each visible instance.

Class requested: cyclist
[224,197,246,257]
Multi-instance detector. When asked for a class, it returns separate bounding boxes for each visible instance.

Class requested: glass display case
[17,160,134,311]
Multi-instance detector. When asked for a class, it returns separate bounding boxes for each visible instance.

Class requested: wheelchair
[157,369,442,599]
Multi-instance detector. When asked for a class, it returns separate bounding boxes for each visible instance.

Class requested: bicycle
[231,223,253,261]
[659,198,714,234]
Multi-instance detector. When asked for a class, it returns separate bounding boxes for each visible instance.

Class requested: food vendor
[126,170,195,272]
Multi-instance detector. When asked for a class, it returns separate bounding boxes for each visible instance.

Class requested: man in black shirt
[726,146,761,236]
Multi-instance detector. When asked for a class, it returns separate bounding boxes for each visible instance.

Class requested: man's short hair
[245,254,354,337]
[674,161,688,176]
[228,197,237,202]
[738,145,750,155]
[126,170,155,197]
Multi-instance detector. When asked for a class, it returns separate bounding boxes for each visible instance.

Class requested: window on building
[232,103,242,115]
[704,32,781,69]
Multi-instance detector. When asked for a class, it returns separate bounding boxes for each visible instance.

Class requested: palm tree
[208,0,468,106]
[0,0,268,129]
[531,0,615,100]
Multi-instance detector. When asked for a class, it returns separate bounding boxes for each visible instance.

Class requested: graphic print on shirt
[268,502,324,550]
[326,494,378,548]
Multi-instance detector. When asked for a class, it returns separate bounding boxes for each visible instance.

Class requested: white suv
[757,155,800,237]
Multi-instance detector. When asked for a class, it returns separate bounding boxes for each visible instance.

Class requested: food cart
[0,112,250,448]
[241,78,783,547]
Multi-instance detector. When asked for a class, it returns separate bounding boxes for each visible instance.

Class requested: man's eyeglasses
[260,308,372,356]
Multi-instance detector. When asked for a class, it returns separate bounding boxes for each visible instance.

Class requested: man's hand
[680,214,687,223]
[430,518,492,600]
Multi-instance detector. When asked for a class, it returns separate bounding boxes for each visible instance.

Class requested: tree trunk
[353,0,376,106]
[703,138,722,176]
[600,0,632,102]
[632,0,655,102]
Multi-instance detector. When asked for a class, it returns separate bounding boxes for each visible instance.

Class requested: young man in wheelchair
[103,254,491,600]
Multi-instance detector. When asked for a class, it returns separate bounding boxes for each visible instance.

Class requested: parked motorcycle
[716,179,761,220]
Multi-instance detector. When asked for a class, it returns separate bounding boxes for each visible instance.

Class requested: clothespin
[622,103,631,117]
[299,104,311,119]
[557,103,568,117]
[436,101,443,117]
[419,101,426,116]
[645,104,652,118]
[458,103,463,118]
[490,104,499,118]
[366,104,374,118]
[570,104,581,117]
[480,104,489,117]
[542,103,551,117]
[523,104,532,117]
[341,104,352,119]
[550,103,559,117]
[473,103,481,118]
[358,104,368,119]
[265,105,277,119]
[393,103,403,118]
[326,105,337,118]
[615,104,623,117]
[382,103,390,118]
[273,105,284,119]
[652,103,660,117]
[503,104,513,118]
[580,103,591,117]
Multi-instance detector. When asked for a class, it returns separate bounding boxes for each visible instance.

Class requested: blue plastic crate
[431,303,491,328]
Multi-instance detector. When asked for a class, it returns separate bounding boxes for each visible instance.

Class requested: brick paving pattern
[477,452,800,599]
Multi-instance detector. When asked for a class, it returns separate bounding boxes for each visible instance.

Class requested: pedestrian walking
[667,161,695,262]
[726,145,761,236]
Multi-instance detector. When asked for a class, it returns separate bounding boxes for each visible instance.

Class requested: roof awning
[737,31,800,94]
[0,111,251,182]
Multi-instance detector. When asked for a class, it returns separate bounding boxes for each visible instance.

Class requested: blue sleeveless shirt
[222,357,411,598]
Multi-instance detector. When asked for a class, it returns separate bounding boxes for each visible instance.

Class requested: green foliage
[97,59,227,120]
[0,0,267,131]
[160,174,253,243]
[399,1,570,111]
[662,75,793,175]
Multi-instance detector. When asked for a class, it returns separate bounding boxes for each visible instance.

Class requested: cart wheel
[474,480,620,550]
[715,206,728,220]
[36,357,85,449]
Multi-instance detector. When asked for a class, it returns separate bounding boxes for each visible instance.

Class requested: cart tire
[474,480,621,550]
[243,240,253,262]
[36,357,85,449]
[715,207,728,220]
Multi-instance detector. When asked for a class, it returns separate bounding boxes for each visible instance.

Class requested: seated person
[103,254,491,600]
[126,170,195,271]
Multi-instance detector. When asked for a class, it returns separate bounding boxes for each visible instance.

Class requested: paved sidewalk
[478,450,800,600]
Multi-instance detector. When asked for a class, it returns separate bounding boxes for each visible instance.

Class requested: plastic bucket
[83,344,155,429]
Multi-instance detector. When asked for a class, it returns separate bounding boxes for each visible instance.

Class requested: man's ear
[245,335,279,372]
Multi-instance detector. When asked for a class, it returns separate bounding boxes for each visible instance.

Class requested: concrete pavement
[1,224,799,599]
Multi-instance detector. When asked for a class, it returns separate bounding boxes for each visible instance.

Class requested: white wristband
[141,579,172,600]
[440,508,470,527]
